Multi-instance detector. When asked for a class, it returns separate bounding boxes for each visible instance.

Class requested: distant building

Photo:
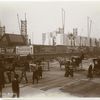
[56,33,99,47]
[0,33,26,47]
[42,33,46,45]
[75,36,89,46]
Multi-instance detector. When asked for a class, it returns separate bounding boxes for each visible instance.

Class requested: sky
[0,1,100,44]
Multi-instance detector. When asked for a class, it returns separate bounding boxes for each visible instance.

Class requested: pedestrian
[20,63,28,83]
[69,65,74,77]
[65,66,70,77]
[32,65,39,84]
[38,64,43,79]
[64,61,70,77]
[64,61,74,77]
[69,62,74,77]
[87,64,93,79]
[0,83,2,97]
[12,74,20,98]
[0,60,5,97]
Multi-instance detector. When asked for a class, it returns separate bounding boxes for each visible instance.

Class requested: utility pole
[80,29,83,47]
[17,14,21,34]
[90,19,92,47]
[25,13,27,36]
[62,8,65,45]
[89,20,92,37]
[87,16,92,47]
[87,16,90,39]
[62,8,65,34]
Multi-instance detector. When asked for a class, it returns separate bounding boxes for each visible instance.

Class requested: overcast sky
[0,1,100,44]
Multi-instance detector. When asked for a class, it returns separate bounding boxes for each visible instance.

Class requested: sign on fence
[16,46,33,56]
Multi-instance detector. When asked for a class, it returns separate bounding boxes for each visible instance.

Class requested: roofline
[0,33,27,46]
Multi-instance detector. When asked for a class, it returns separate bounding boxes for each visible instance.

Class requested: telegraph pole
[90,19,92,47]
[17,14,21,34]
[87,16,93,47]
[62,8,65,34]
[87,16,90,46]
[62,8,65,45]
[87,16,90,39]
[89,20,92,37]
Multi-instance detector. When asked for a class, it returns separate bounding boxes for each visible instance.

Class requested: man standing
[65,62,74,77]
[87,64,93,79]
[64,61,70,77]
[38,64,43,79]
[69,64,74,77]
[12,74,20,98]
[0,60,5,97]
[32,64,39,84]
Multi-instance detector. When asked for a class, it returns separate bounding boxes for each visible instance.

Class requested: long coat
[87,65,93,78]
[12,78,19,93]
[0,64,5,89]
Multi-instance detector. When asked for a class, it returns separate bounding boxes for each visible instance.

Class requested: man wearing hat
[12,74,20,98]
[32,64,39,84]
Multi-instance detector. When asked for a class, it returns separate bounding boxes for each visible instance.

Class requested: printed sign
[16,46,33,56]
